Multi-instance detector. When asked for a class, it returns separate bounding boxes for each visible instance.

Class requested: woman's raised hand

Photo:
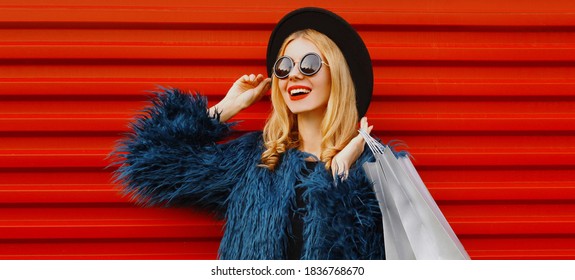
[209,74,271,123]
[331,117,374,181]
[228,74,271,109]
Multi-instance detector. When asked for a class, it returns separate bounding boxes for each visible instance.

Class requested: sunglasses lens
[300,53,321,75]
[274,57,292,78]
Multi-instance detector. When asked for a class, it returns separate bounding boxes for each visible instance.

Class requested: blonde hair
[260,29,359,171]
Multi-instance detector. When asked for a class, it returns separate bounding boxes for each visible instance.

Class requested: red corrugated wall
[1,0,574,260]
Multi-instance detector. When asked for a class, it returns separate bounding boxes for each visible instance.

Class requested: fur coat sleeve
[112,88,258,216]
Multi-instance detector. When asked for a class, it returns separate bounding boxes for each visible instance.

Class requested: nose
[288,61,303,81]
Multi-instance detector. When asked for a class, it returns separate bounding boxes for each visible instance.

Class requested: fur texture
[113,88,390,259]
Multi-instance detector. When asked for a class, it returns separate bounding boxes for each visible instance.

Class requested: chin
[288,106,325,116]
[286,104,310,115]
[283,95,327,115]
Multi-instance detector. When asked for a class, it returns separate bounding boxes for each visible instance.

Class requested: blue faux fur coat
[113,88,386,260]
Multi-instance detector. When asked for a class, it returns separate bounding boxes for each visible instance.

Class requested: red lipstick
[287,85,312,101]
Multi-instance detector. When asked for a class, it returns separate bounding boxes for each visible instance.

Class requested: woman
[113,7,384,260]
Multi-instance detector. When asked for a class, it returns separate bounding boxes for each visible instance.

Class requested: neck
[297,109,325,159]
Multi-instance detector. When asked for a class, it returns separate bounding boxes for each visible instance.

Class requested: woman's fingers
[238,74,267,87]
[253,78,271,99]
[256,74,264,82]
[341,161,349,181]
[331,158,349,183]
[238,75,249,84]
[234,74,267,91]
[360,117,369,131]
[358,117,374,135]
[331,161,339,181]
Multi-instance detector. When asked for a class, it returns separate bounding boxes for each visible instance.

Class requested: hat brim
[266,7,373,118]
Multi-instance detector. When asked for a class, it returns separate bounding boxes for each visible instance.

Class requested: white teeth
[289,88,311,96]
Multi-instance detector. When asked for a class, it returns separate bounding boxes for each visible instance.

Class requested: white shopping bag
[360,130,470,260]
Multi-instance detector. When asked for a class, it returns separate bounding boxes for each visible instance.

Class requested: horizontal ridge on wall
[2,79,575,97]
[2,5,575,27]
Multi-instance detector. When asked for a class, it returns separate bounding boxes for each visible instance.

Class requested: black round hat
[266,7,373,118]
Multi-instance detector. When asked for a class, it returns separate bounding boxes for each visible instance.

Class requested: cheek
[277,79,288,94]
[277,79,287,91]
[321,87,331,104]
[318,74,331,101]
[277,80,290,104]
[318,71,331,97]
[278,80,287,98]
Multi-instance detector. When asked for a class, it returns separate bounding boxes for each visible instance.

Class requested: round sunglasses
[273,52,329,79]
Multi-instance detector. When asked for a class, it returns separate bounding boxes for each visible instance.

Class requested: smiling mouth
[288,87,311,101]
[289,88,311,96]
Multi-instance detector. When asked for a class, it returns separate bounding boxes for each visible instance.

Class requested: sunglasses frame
[273,52,329,79]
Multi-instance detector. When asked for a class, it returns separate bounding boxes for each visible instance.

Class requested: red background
[1,0,574,259]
